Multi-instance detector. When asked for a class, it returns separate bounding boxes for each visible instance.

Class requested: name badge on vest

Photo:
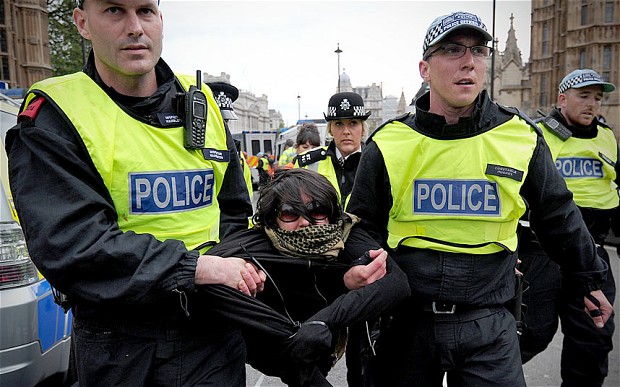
[485,164,524,182]
[202,148,231,162]
[156,112,182,127]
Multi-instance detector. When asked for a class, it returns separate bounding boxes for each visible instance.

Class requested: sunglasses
[277,201,330,223]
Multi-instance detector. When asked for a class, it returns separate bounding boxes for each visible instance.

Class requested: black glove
[285,320,332,364]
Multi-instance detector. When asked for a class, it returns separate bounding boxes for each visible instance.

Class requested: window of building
[0,29,6,54]
[605,1,614,23]
[580,49,587,68]
[540,74,548,107]
[542,22,549,56]
[0,57,8,81]
[0,1,4,24]
[603,45,612,81]
[581,0,589,25]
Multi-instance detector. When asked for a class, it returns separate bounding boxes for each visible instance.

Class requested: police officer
[278,138,297,166]
[208,81,253,198]
[295,92,370,208]
[519,69,618,387]
[256,151,273,188]
[5,1,265,386]
[280,123,322,170]
[346,11,613,387]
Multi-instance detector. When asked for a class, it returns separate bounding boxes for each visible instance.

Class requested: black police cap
[323,92,371,121]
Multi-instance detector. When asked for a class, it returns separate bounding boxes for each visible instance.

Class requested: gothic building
[490,14,533,116]
[0,0,51,93]
[529,0,619,133]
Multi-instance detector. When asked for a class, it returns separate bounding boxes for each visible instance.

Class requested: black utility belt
[419,302,504,321]
[421,301,476,314]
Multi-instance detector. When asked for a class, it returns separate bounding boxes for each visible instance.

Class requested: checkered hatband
[215,92,234,109]
[559,71,606,93]
[422,12,490,53]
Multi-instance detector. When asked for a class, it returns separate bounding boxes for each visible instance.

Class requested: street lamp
[335,43,343,92]
[490,0,497,100]
[297,94,301,123]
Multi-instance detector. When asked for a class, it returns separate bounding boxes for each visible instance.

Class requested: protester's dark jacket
[205,223,410,382]
[347,90,607,307]
[5,53,252,331]
[209,224,409,327]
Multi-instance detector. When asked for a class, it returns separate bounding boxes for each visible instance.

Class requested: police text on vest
[555,157,603,178]
[130,170,214,214]
[413,179,501,216]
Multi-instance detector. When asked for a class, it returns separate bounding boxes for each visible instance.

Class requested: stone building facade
[490,14,533,117]
[0,0,51,93]
[204,71,283,135]
[529,0,619,134]
[338,70,407,131]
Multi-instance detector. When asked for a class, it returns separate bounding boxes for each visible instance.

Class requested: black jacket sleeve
[7,99,207,305]
[305,226,411,329]
[218,128,252,239]
[346,141,392,247]
[521,135,607,292]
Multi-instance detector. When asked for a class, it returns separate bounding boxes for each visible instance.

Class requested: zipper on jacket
[173,289,190,317]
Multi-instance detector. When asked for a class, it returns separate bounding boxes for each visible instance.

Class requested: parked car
[0,97,75,386]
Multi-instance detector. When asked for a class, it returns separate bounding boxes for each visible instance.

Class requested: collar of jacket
[413,90,495,139]
[82,50,179,119]
[551,107,598,139]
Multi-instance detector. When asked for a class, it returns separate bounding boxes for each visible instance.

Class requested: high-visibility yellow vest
[374,116,537,254]
[540,121,619,210]
[24,72,231,252]
[294,146,342,201]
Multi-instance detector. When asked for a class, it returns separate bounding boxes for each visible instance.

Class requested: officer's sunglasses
[277,201,330,223]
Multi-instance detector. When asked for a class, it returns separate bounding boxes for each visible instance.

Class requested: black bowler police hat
[207,82,239,121]
[324,92,371,121]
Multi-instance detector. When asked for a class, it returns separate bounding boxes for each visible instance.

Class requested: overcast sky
[159,0,532,126]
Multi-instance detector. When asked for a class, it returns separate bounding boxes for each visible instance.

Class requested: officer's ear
[419,60,431,83]
[73,8,91,41]
[557,92,568,110]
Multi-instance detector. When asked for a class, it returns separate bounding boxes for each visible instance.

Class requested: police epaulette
[296,147,328,167]
[540,117,572,141]
[597,119,612,130]
[368,112,412,141]
[498,105,542,136]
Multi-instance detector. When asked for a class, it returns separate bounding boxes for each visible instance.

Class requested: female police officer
[295,92,370,208]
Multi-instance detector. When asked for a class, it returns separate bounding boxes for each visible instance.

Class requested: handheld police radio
[182,70,207,149]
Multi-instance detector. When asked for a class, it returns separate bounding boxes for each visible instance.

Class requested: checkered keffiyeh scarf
[265,214,360,259]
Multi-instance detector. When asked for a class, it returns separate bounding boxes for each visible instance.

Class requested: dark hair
[296,123,321,147]
[285,139,294,147]
[252,169,342,229]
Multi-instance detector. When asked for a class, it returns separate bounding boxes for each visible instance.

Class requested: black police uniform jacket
[346,90,607,308]
[5,53,253,333]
